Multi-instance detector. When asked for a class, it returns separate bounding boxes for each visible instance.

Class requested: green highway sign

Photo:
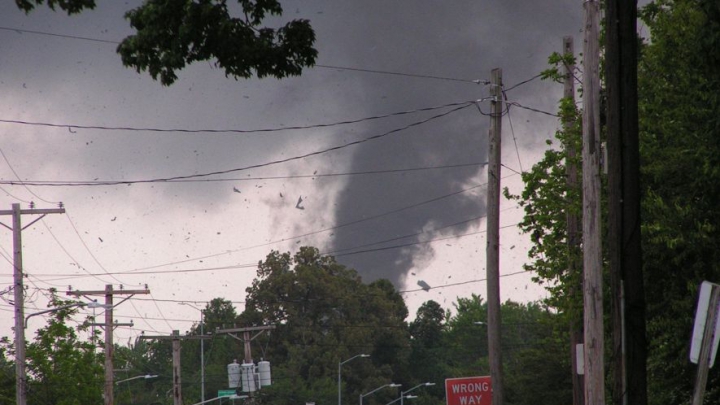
[218,390,237,397]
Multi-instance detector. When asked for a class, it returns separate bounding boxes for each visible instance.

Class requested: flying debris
[111,217,117,221]
[295,196,305,210]
[98,237,104,242]
[417,280,431,292]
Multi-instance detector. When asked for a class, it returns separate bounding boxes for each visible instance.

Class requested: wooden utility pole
[215,325,276,364]
[605,0,646,404]
[140,330,211,405]
[68,285,150,405]
[562,36,585,405]
[172,331,182,405]
[582,1,605,405]
[486,67,504,405]
[0,203,66,405]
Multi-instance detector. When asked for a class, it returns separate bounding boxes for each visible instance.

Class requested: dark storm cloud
[311,0,583,285]
[0,0,580,287]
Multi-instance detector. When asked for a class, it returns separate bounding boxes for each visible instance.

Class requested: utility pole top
[215,325,276,334]
[215,325,275,364]
[67,287,150,296]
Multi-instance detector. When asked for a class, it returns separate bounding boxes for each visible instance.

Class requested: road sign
[690,281,720,366]
[218,390,237,398]
[445,376,491,405]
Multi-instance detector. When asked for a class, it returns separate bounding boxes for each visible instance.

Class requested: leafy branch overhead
[16,0,318,85]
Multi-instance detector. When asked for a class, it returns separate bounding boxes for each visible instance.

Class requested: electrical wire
[0,162,486,187]
[0,26,118,44]
[503,98,525,173]
[0,146,59,204]
[0,26,482,85]
[63,213,131,285]
[1,103,475,186]
[315,64,486,84]
[0,100,476,135]
[503,73,543,92]
[505,101,559,117]
[39,219,116,285]
[22,220,522,279]
[89,174,498,275]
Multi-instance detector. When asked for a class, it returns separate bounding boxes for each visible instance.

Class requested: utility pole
[486,67,504,405]
[1,202,65,405]
[562,36,585,405]
[215,325,276,364]
[605,1,646,404]
[140,330,211,405]
[68,284,150,405]
[172,331,182,405]
[582,1,605,405]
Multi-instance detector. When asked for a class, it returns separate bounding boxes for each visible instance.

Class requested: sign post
[691,281,720,405]
[445,376,492,405]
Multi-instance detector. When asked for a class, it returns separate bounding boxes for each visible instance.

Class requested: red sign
[445,376,492,405]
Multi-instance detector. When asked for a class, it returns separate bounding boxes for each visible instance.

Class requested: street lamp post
[116,374,158,384]
[360,383,401,405]
[400,382,435,405]
[385,395,417,405]
[180,303,206,403]
[338,354,370,405]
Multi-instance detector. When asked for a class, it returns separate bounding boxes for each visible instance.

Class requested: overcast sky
[0,1,582,341]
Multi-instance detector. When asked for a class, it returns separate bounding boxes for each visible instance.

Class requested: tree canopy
[16,0,318,85]
[508,1,720,404]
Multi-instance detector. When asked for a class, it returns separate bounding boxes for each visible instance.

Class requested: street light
[360,383,401,405]
[115,374,158,384]
[338,354,370,405]
[385,395,417,405]
[190,394,248,405]
[399,382,435,405]
[180,302,206,403]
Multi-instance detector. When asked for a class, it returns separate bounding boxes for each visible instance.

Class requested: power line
[0,147,58,204]
[18,173,519,282]
[0,100,476,134]
[503,98,525,173]
[0,26,118,44]
[505,101,559,117]
[96,175,503,275]
[503,73,543,92]
[0,25,482,85]
[0,162,486,187]
[315,64,487,84]
[22,221,522,280]
[2,103,475,186]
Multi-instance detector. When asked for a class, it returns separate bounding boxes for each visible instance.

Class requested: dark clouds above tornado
[302,1,583,284]
[0,0,582,338]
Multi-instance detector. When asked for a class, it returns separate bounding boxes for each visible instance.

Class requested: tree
[506,1,720,404]
[0,344,15,404]
[113,339,165,405]
[240,246,411,405]
[181,298,241,402]
[637,1,720,404]
[503,92,583,318]
[407,300,450,402]
[16,0,318,85]
[444,296,572,405]
[22,292,103,405]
